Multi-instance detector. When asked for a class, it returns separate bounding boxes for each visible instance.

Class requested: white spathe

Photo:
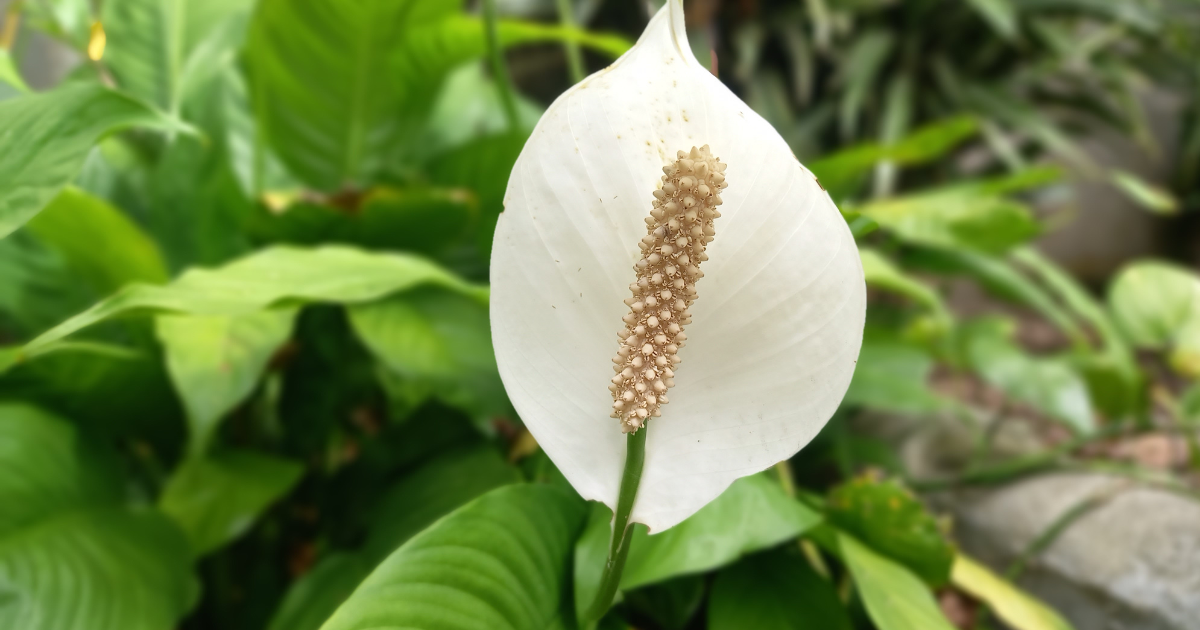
[490,0,865,533]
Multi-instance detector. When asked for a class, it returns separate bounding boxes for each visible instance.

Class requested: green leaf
[155,308,297,453]
[860,248,951,326]
[860,191,1040,253]
[0,345,182,440]
[709,551,850,630]
[267,553,373,630]
[1109,169,1179,215]
[14,245,485,359]
[838,532,956,630]
[0,50,29,96]
[249,188,477,258]
[245,0,627,190]
[427,130,529,257]
[966,0,1019,39]
[827,474,955,586]
[19,0,92,47]
[622,576,706,630]
[575,474,821,617]
[951,553,1074,630]
[0,83,187,238]
[961,318,1096,434]
[0,403,195,630]
[844,332,944,414]
[348,288,507,423]
[1108,261,1200,377]
[266,446,520,630]
[321,484,586,630]
[809,116,978,200]
[159,449,302,556]
[101,0,252,113]
[363,446,522,560]
[26,186,170,292]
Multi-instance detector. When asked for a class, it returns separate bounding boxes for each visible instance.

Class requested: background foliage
[1,0,1198,629]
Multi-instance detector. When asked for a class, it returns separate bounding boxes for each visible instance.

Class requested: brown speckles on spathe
[608,145,727,433]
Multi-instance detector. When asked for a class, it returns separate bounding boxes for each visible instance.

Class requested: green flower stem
[585,426,647,623]
[482,0,520,131]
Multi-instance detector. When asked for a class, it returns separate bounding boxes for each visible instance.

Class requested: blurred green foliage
[0,0,1197,629]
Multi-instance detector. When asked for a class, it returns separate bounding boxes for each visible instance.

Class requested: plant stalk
[585,427,647,623]
[482,0,520,131]
[554,0,586,83]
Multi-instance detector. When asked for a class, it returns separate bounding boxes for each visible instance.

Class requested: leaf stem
[482,0,520,131]
[586,427,647,623]
[554,0,586,83]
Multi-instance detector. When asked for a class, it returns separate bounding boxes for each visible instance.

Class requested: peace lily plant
[490,0,865,617]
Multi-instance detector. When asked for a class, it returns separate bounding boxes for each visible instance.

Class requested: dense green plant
[1,1,1197,630]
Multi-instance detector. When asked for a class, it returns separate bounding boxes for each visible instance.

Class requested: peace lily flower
[490,0,865,535]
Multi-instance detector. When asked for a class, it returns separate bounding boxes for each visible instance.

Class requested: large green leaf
[860,190,1040,253]
[838,532,956,630]
[951,553,1075,630]
[321,483,586,630]
[362,446,522,561]
[267,447,520,630]
[827,474,955,586]
[843,332,944,414]
[1108,261,1200,377]
[159,449,303,556]
[101,0,253,113]
[348,288,507,422]
[26,186,170,292]
[245,0,627,190]
[575,474,821,617]
[0,83,186,238]
[961,318,1096,434]
[8,245,485,362]
[708,551,851,630]
[0,404,195,630]
[155,308,298,452]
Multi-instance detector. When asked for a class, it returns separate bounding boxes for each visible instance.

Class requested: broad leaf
[102,0,252,113]
[245,0,627,190]
[0,83,186,238]
[321,484,586,630]
[267,553,373,630]
[961,318,1096,434]
[860,191,1039,253]
[155,308,298,452]
[0,404,195,630]
[951,554,1075,630]
[827,474,955,586]
[26,186,170,292]
[838,532,956,630]
[708,551,851,630]
[348,288,507,423]
[0,50,29,97]
[159,449,303,556]
[1108,261,1200,377]
[575,474,821,617]
[844,333,944,414]
[12,245,485,360]
[267,447,520,630]
[362,446,522,560]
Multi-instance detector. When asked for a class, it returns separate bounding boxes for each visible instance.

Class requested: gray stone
[942,473,1200,630]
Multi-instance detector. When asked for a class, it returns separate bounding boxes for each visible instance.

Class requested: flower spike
[611,146,727,432]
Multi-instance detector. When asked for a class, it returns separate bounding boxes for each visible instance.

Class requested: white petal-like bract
[490,0,865,532]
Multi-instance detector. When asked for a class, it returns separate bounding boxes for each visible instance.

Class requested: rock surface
[941,473,1200,630]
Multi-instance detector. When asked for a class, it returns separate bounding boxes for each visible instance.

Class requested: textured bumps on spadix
[610,146,727,432]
